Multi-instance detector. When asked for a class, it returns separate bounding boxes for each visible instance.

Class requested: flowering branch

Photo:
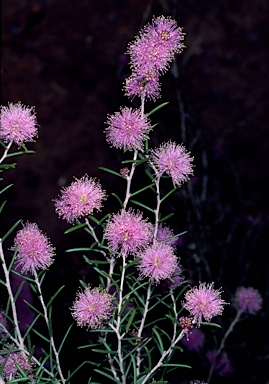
[0,239,24,350]
[110,253,127,384]
[0,323,57,380]
[140,330,186,384]
[33,269,66,384]
[136,280,152,375]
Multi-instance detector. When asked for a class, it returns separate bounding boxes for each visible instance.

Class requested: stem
[153,174,161,243]
[123,96,145,211]
[140,330,185,384]
[136,280,152,375]
[0,141,12,164]
[123,150,138,210]
[207,310,242,383]
[0,239,24,349]
[109,254,127,384]
[33,269,65,384]
[169,291,178,357]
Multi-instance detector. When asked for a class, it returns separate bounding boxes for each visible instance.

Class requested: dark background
[1,0,269,383]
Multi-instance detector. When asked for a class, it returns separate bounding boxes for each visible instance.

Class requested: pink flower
[55,175,106,223]
[181,328,205,351]
[150,141,194,187]
[13,223,55,274]
[207,350,234,377]
[0,347,32,380]
[137,243,177,283]
[105,107,151,151]
[71,287,114,329]
[105,209,151,256]
[0,102,38,145]
[128,16,184,75]
[234,286,262,314]
[183,283,226,325]
[150,223,178,248]
[160,264,184,291]
[124,70,161,101]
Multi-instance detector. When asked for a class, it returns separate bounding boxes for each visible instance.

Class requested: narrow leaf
[130,199,154,213]
[146,102,169,117]
[99,167,122,177]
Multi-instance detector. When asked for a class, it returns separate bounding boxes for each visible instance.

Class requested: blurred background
[1,0,269,383]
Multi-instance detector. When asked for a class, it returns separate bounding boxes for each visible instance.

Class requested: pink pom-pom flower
[55,175,106,223]
[137,243,177,283]
[105,107,151,151]
[183,282,226,325]
[150,141,194,187]
[105,209,151,256]
[234,286,262,315]
[0,102,38,145]
[13,222,55,274]
[71,287,114,329]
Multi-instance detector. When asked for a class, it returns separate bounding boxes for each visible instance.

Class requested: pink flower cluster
[71,287,114,329]
[137,243,178,283]
[0,348,32,380]
[13,222,55,274]
[55,175,106,223]
[183,283,226,325]
[125,16,185,100]
[105,107,151,151]
[150,223,178,248]
[0,102,38,145]
[151,141,194,187]
[234,286,262,314]
[105,209,151,256]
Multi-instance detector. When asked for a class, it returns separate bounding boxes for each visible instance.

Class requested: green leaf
[0,183,13,195]
[93,266,120,292]
[31,327,50,343]
[146,102,169,117]
[125,308,136,332]
[0,200,7,213]
[161,187,178,202]
[144,345,152,373]
[158,212,174,223]
[99,166,122,178]
[144,169,154,181]
[124,280,149,301]
[200,321,222,328]
[0,162,17,169]
[1,220,21,242]
[131,354,137,383]
[131,183,155,197]
[64,222,86,234]
[94,369,120,383]
[92,348,116,354]
[66,247,94,253]
[130,199,154,213]
[83,256,108,265]
[111,192,123,207]
[152,327,164,354]
[162,363,192,369]
[58,323,74,353]
[47,285,65,307]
